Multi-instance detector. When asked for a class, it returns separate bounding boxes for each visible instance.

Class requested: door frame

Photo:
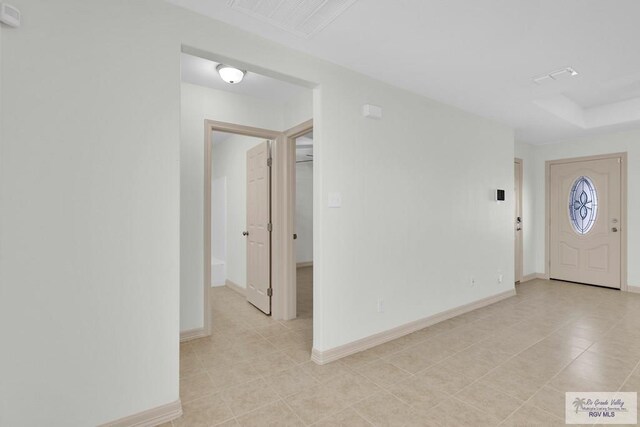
[202,119,313,335]
[514,158,523,283]
[544,152,628,291]
[203,120,280,336]
[281,119,314,320]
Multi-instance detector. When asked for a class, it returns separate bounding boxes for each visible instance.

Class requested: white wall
[295,148,314,264]
[0,19,5,427]
[516,130,640,286]
[211,176,227,285]
[212,134,266,288]
[284,90,314,130]
[314,81,514,349]
[1,1,181,425]
[1,1,514,424]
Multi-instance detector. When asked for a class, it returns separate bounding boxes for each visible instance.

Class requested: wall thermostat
[0,3,21,27]
[496,189,505,202]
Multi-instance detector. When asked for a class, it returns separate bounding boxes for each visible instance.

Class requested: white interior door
[245,140,272,314]
[549,157,621,289]
[514,160,523,283]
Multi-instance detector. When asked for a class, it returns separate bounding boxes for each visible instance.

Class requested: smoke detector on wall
[228,0,359,39]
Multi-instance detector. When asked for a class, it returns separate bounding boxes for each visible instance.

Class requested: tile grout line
[429,313,594,423]
[496,318,625,426]
[279,397,310,426]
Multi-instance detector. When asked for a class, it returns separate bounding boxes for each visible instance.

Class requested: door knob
[612,227,618,233]
[242,231,249,236]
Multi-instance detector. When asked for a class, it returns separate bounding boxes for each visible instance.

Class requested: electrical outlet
[470,277,476,286]
[377,298,384,313]
[498,274,503,283]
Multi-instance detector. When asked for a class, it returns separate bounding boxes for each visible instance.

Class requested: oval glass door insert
[568,176,598,234]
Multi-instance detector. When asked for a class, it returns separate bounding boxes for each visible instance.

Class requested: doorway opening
[179,48,314,323]
[514,158,523,283]
[180,49,315,331]
[545,153,627,290]
[210,131,275,314]
[178,49,317,417]
[203,122,280,339]
[203,120,314,325]
[290,128,314,321]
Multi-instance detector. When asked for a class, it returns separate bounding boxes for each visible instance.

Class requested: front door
[246,141,272,314]
[549,156,622,289]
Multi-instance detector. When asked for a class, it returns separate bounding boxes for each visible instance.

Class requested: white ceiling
[181,52,309,104]
[565,74,640,109]
[169,0,640,144]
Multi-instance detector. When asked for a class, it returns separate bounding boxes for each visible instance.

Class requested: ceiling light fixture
[216,64,246,84]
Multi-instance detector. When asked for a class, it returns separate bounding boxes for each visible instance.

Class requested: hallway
[177,267,314,425]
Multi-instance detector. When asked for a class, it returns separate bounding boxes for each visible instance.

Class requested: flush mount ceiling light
[216,64,246,84]
[533,67,579,85]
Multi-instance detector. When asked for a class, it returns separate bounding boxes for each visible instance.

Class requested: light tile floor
[173,276,640,426]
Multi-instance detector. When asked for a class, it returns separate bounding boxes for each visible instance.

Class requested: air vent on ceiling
[228,0,359,39]
[533,67,579,85]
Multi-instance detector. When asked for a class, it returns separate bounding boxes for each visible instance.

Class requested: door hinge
[267,288,273,297]
[267,157,272,167]
[267,222,273,232]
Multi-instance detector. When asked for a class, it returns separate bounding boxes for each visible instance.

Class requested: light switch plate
[328,192,342,208]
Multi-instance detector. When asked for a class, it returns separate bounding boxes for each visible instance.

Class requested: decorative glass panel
[568,176,598,235]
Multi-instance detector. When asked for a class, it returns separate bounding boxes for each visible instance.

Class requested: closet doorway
[287,123,314,320]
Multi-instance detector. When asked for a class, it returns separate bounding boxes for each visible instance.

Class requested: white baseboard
[225,279,246,296]
[180,327,207,342]
[627,285,640,294]
[296,261,313,268]
[99,399,182,427]
[520,273,546,283]
[311,288,516,365]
